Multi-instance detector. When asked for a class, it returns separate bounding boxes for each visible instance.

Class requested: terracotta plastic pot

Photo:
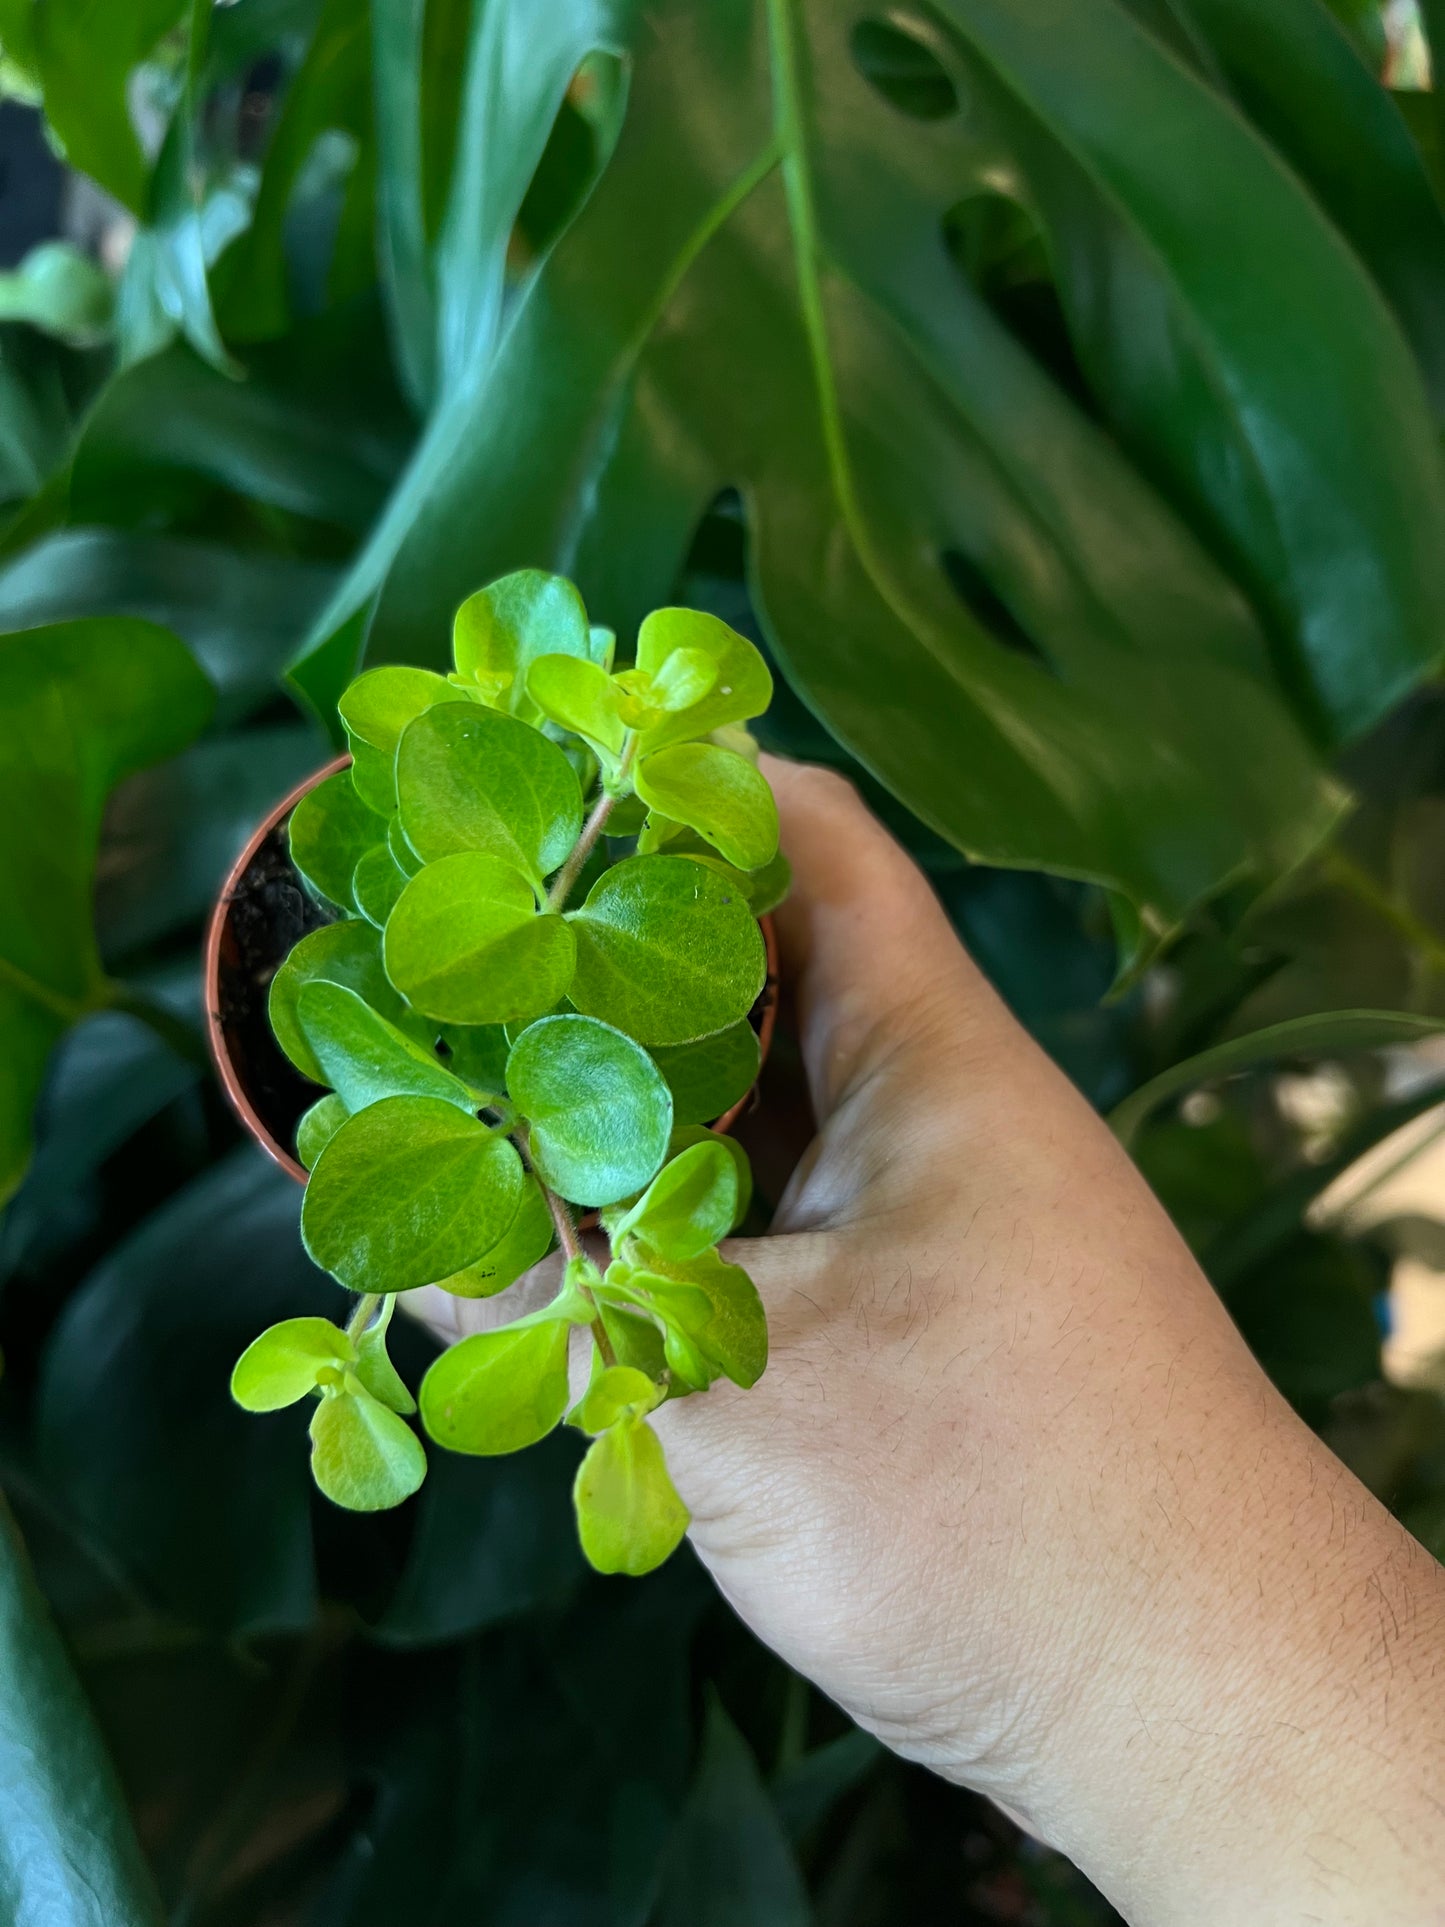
[206,757,780,1182]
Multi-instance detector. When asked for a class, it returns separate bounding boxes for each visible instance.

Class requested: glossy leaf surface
[507,1014,673,1207]
[568,856,765,1045]
[302,1096,526,1293]
[420,1317,572,1456]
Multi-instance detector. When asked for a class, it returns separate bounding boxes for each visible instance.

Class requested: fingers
[763,755,1009,1121]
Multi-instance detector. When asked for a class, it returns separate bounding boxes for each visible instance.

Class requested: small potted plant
[207,572,785,1576]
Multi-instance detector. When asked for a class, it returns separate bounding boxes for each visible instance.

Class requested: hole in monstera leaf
[943,193,1096,417]
[850,18,959,119]
[940,548,1053,672]
[512,50,628,266]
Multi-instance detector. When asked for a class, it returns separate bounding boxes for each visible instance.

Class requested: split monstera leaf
[232,572,783,1576]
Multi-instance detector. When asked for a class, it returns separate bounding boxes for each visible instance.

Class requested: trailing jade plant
[230,570,787,1576]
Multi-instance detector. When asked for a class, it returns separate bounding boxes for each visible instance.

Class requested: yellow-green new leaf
[526,653,626,757]
[309,1386,427,1511]
[636,743,779,871]
[633,609,772,755]
[419,1316,571,1454]
[613,1138,739,1260]
[574,1416,689,1576]
[453,569,593,715]
[231,1317,355,1412]
[570,1366,661,1435]
[384,851,576,1024]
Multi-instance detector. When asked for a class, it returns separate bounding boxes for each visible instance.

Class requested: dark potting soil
[216,825,332,1157]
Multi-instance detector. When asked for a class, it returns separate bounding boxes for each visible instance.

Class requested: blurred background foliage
[2,0,1445,1920]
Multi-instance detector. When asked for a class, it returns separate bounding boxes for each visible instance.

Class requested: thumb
[763,756,1008,1122]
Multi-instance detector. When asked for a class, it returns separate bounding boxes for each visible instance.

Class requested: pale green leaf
[573,1416,689,1576]
[614,1247,767,1390]
[613,1139,739,1261]
[354,1296,416,1415]
[669,1125,752,1229]
[634,609,773,755]
[507,1014,673,1207]
[567,856,765,1045]
[526,652,626,756]
[396,701,583,881]
[309,1385,427,1510]
[388,813,423,876]
[570,1365,661,1435]
[302,1095,526,1292]
[636,742,779,871]
[231,1316,355,1412]
[383,851,577,1024]
[419,1316,571,1454]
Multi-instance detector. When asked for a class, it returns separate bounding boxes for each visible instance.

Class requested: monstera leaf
[288,0,1445,951]
[0,617,212,1204]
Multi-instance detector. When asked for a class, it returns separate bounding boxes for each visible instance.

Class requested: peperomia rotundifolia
[230,571,787,1576]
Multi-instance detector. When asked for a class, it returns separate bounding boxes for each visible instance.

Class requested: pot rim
[205,757,780,1186]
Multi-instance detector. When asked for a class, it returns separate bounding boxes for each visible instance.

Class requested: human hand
[413,758,1445,1925]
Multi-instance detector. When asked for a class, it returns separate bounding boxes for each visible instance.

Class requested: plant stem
[546,735,638,911]
[540,1183,618,1366]
[345,1293,380,1343]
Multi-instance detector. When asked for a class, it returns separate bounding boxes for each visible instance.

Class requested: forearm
[982,1365,1445,1924]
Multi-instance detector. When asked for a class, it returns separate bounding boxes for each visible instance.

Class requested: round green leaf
[419,1316,571,1455]
[296,1093,348,1169]
[507,1014,673,1207]
[352,843,407,927]
[384,851,577,1025]
[295,980,478,1115]
[231,1317,355,1412]
[614,1139,739,1261]
[302,1095,526,1292]
[573,1417,689,1577]
[634,609,772,755]
[288,769,386,912]
[567,856,765,1045]
[309,1387,427,1511]
[435,1176,554,1298]
[526,653,626,756]
[397,699,583,882]
[270,920,408,1084]
[453,569,591,712]
[636,743,779,871]
[339,665,468,756]
[650,1022,759,1126]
